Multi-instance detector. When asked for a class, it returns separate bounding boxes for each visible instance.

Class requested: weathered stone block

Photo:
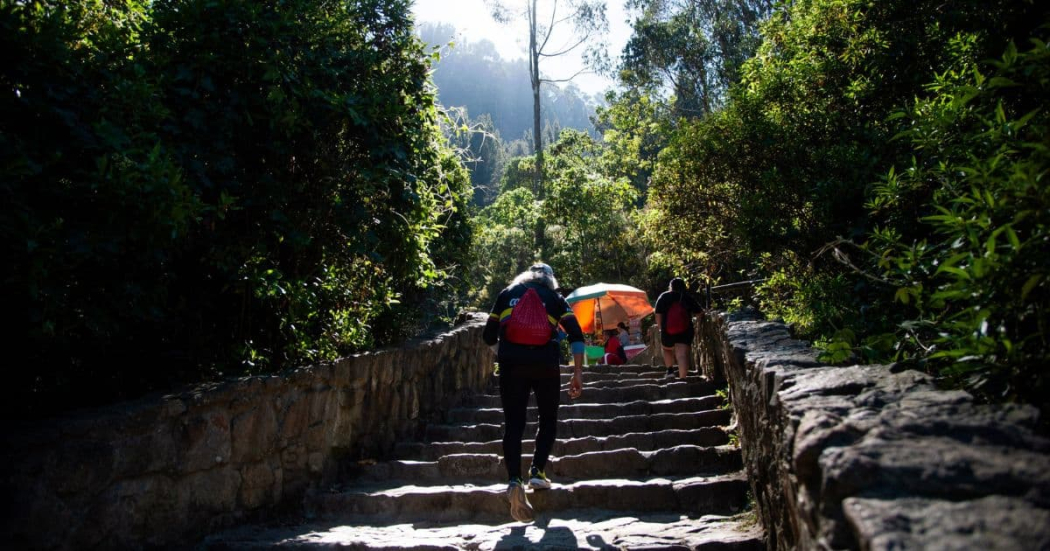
[438,453,501,478]
[177,410,232,473]
[83,474,179,549]
[239,461,277,510]
[843,495,1050,551]
[279,393,313,442]
[230,404,278,464]
[700,310,1050,550]
[177,467,241,516]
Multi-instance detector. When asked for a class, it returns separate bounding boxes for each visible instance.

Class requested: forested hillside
[419,22,599,147]
[417,22,602,206]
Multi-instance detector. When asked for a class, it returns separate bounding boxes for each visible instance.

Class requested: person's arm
[482,290,508,346]
[687,294,706,321]
[654,294,666,333]
[557,301,586,398]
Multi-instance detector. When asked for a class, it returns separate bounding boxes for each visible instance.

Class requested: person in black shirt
[482,263,585,523]
[654,277,704,379]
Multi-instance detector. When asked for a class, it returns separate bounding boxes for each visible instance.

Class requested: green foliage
[622,0,774,116]
[865,27,1050,407]
[594,89,672,197]
[470,187,542,303]
[715,387,733,410]
[641,105,754,285]
[470,130,649,305]
[499,155,540,196]
[441,108,508,207]
[543,131,644,286]
[622,0,1049,413]
[2,0,475,416]
[755,255,855,335]
[638,0,1046,341]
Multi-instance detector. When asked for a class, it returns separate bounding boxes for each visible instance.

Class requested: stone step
[558,370,670,383]
[201,511,764,550]
[394,427,730,460]
[578,375,709,389]
[467,380,717,408]
[306,473,751,525]
[351,445,742,483]
[482,373,709,392]
[425,409,733,442]
[569,363,666,375]
[447,395,725,424]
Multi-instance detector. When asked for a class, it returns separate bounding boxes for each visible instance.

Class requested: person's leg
[529,375,561,485]
[661,347,675,366]
[499,370,530,481]
[675,343,691,378]
[661,331,677,373]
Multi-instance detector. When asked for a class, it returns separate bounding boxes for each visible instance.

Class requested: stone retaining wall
[1,314,494,550]
[697,309,1050,550]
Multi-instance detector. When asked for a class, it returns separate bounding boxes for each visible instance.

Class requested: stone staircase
[202,364,764,549]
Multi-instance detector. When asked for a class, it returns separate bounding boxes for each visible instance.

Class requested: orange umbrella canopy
[565,283,654,333]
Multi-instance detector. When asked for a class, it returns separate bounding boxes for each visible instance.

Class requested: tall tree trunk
[528,0,545,199]
[528,0,546,249]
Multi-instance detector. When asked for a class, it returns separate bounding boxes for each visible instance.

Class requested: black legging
[499,369,561,480]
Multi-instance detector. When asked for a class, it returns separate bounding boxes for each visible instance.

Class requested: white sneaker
[528,466,552,490]
[507,479,534,523]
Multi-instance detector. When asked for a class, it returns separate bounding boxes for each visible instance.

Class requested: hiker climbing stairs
[203,364,764,549]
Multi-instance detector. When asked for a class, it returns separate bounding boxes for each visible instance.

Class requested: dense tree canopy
[2,0,474,416]
[470,130,648,304]
[622,0,1049,414]
[621,0,774,116]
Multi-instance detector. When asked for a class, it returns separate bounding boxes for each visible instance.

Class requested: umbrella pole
[596,299,604,337]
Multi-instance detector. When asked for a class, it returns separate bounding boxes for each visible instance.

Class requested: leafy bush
[2,0,474,416]
[639,1,1044,326]
[643,0,1030,280]
[866,27,1050,408]
[631,0,1049,414]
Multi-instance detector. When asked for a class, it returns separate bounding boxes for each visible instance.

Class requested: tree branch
[815,239,904,286]
[541,67,591,83]
[540,32,592,58]
[539,0,560,53]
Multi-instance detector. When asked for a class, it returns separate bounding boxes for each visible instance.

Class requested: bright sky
[410,0,633,97]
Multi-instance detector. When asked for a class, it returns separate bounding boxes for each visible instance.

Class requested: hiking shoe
[507,478,534,523]
[528,466,552,490]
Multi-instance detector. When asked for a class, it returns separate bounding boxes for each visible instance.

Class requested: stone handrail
[1,313,494,549]
[697,308,1050,549]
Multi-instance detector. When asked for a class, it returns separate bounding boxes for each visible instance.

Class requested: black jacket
[483,282,584,374]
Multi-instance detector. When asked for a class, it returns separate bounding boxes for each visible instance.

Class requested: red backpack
[504,288,555,345]
[665,298,689,335]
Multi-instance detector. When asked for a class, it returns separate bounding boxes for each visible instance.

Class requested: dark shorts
[661,329,694,348]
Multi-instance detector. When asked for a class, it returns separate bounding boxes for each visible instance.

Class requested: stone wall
[1,314,494,550]
[697,309,1050,550]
